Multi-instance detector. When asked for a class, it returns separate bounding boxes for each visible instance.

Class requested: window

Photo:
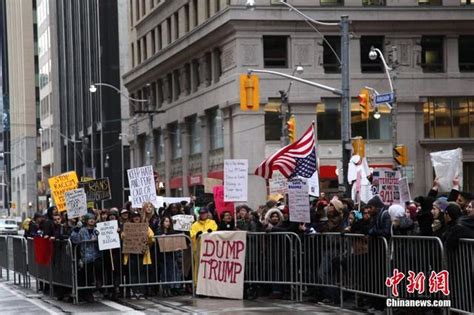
[323,36,341,73]
[141,0,146,16]
[461,0,472,4]
[137,39,142,64]
[193,0,198,27]
[143,36,147,60]
[321,0,343,5]
[360,36,384,73]
[184,4,190,33]
[206,0,211,18]
[264,101,282,141]
[189,116,202,154]
[418,0,441,5]
[209,109,224,150]
[362,0,385,5]
[154,130,165,162]
[135,0,140,21]
[166,73,173,102]
[150,29,156,55]
[213,48,222,82]
[463,162,474,193]
[421,36,444,73]
[173,70,181,100]
[216,0,220,12]
[22,174,25,190]
[263,36,288,68]
[459,36,474,72]
[423,97,474,138]
[171,124,182,159]
[174,12,179,40]
[167,18,172,44]
[192,59,200,91]
[316,98,391,140]
[157,25,162,50]
[131,43,135,67]
[157,79,164,108]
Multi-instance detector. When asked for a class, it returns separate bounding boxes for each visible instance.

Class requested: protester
[119,209,129,229]
[431,197,449,237]
[26,212,44,237]
[218,211,235,231]
[367,195,391,238]
[142,201,160,233]
[388,204,414,235]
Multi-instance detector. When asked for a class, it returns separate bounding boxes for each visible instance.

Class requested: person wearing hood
[367,195,391,238]
[264,207,283,232]
[443,202,474,250]
[431,197,449,238]
[388,204,414,236]
[327,199,344,232]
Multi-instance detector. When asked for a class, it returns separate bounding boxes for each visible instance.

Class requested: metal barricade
[10,236,29,288]
[0,235,9,280]
[447,238,474,314]
[245,232,302,301]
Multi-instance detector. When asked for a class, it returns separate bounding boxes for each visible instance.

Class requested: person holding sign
[141,201,160,233]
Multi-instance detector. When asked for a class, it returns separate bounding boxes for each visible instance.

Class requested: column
[180,121,190,196]
[350,36,361,74]
[446,35,459,74]
[171,13,178,42]
[161,20,169,48]
[189,0,197,28]
[210,0,217,16]
[222,106,233,160]
[198,55,210,87]
[197,0,206,25]
[163,127,172,196]
[178,6,186,37]
[199,113,210,177]
[162,75,171,104]
[179,66,190,96]
[315,38,325,74]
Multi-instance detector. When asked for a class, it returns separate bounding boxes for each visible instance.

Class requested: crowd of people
[20,175,474,305]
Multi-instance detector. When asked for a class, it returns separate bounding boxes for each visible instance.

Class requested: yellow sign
[48,171,79,212]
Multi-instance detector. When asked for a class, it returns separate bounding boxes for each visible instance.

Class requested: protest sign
[399,177,411,205]
[96,220,120,251]
[196,231,246,299]
[306,171,320,197]
[127,165,159,208]
[156,197,191,209]
[224,159,248,202]
[122,222,149,254]
[79,178,111,202]
[288,178,310,223]
[172,214,195,231]
[48,171,79,212]
[213,186,235,216]
[157,235,188,252]
[269,171,288,195]
[80,177,96,208]
[430,148,463,192]
[371,169,400,205]
[204,178,223,194]
[65,188,88,218]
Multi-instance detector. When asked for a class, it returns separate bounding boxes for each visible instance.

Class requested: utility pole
[279,90,290,147]
[390,46,398,155]
[340,16,351,196]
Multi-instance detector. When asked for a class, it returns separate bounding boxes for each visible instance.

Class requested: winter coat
[368,208,391,238]
[392,216,415,236]
[189,219,218,248]
[70,227,101,264]
[219,220,235,231]
[443,216,474,251]
[349,219,372,235]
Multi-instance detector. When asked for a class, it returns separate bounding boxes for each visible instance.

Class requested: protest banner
[430,148,463,192]
[79,178,111,202]
[96,221,120,251]
[48,171,79,212]
[122,222,149,254]
[157,235,188,252]
[224,159,248,202]
[204,178,223,194]
[213,186,235,216]
[65,188,88,219]
[371,169,400,205]
[288,177,310,223]
[399,177,411,205]
[196,231,246,299]
[127,165,159,208]
[269,171,288,196]
[306,171,320,197]
[80,177,96,208]
[172,214,195,231]
[156,197,191,209]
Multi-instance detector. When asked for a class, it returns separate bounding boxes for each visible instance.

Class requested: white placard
[371,169,400,205]
[96,220,120,251]
[399,177,411,205]
[288,178,310,223]
[306,171,320,197]
[127,165,159,208]
[172,214,195,232]
[196,231,246,299]
[65,188,88,219]
[269,171,288,195]
[430,148,463,192]
[224,159,248,202]
[156,197,191,209]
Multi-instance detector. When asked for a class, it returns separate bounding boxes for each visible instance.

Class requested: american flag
[255,124,316,179]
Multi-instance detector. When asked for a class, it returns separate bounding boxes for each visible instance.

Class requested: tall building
[127,1,474,207]
[5,0,39,218]
[0,0,8,215]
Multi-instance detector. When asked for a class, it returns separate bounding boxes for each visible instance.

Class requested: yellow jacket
[122,226,155,265]
[190,219,218,248]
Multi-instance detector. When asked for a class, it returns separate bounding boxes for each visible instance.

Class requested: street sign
[375,92,394,105]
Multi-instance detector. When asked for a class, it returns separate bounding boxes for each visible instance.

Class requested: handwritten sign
[224,159,248,202]
[306,171,320,197]
[157,235,188,252]
[65,188,88,218]
[213,186,235,216]
[288,177,310,223]
[79,178,111,202]
[49,171,79,212]
[269,171,288,195]
[122,222,149,254]
[96,221,120,251]
[371,169,400,205]
[127,165,158,208]
[196,231,246,299]
[172,214,195,232]
[399,177,411,205]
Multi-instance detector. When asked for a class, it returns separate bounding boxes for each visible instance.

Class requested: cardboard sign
[371,169,400,205]
[399,177,411,205]
[224,159,248,202]
[79,178,111,202]
[172,214,195,232]
[288,177,310,223]
[48,171,79,212]
[196,231,246,299]
[157,235,188,253]
[204,178,223,194]
[269,171,288,195]
[213,186,235,217]
[65,188,88,219]
[97,220,120,251]
[127,165,159,208]
[122,222,149,254]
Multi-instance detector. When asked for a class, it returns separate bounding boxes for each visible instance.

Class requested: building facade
[123,0,474,208]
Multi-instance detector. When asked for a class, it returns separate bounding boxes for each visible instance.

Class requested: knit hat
[330,200,344,213]
[367,195,385,209]
[433,197,449,212]
[388,204,405,220]
[83,213,96,221]
[445,202,462,221]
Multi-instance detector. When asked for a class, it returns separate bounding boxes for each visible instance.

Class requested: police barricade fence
[0,235,9,280]
[10,236,30,288]
[447,238,474,314]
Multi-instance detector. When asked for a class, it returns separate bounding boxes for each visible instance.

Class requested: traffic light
[352,137,366,158]
[394,145,408,166]
[287,115,296,143]
[240,74,259,111]
[358,88,371,121]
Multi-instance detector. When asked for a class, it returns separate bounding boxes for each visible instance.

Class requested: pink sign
[213,186,235,217]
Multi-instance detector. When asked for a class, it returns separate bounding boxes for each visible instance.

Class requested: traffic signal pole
[279,90,290,147]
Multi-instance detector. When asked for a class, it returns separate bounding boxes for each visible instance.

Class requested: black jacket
[443,216,474,251]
